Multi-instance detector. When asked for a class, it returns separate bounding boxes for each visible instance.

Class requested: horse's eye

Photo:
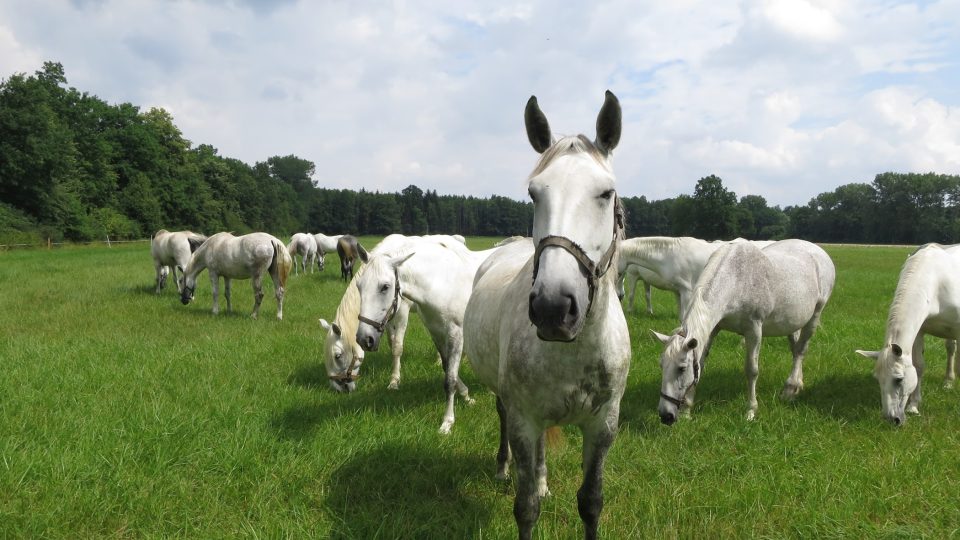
[893,377,904,386]
[599,189,614,200]
[335,352,343,360]
[677,365,686,373]
[380,283,390,293]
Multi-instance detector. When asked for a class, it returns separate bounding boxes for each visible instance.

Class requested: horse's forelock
[528,135,610,180]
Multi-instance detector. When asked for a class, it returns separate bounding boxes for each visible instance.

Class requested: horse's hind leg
[250,272,265,319]
[224,278,232,314]
[782,310,822,400]
[155,263,166,294]
[437,327,470,434]
[643,281,653,315]
[272,267,285,321]
[172,266,182,293]
[209,273,221,315]
[578,416,617,540]
[495,396,512,480]
[944,339,956,390]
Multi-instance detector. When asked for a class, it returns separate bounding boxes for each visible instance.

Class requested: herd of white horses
[148,92,959,540]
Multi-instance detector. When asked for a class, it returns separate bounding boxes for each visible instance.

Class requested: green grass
[1,240,959,539]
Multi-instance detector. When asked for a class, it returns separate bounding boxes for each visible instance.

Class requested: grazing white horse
[463,91,630,540]
[355,238,500,433]
[313,233,343,271]
[180,232,293,320]
[653,239,835,423]
[320,234,462,393]
[856,243,960,426]
[150,229,207,294]
[287,233,318,275]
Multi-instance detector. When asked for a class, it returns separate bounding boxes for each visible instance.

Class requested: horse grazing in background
[617,263,673,315]
[336,235,367,281]
[463,91,630,540]
[313,233,343,272]
[354,237,500,433]
[856,243,960,426]
[180,232,293,320]
[287,233,318,275]
[320,234,466,393]
[151,229,207,294]
[653,239,835,424]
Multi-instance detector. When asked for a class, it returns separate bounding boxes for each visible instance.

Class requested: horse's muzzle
[356,327,381,352]
[528,287,584,342]
[659,410,677,425]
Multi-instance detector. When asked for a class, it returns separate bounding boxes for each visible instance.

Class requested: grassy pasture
[1,239,959,539]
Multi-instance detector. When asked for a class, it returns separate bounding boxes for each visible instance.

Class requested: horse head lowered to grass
[463,90,630,540]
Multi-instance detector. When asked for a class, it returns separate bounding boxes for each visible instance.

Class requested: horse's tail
[356,240,369,263]
[545,426,565,448]
[271,239,293,289]
[187,232,207,253]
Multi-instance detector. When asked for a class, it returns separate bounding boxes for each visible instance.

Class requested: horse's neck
[184,243,209,277]
[682,287,725,353]
[621,237,675,266]
[885,267,939,348]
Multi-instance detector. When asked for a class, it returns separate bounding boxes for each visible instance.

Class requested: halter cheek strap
[357,267,401,334]
[329,353,362,384]
[531,196,624,315]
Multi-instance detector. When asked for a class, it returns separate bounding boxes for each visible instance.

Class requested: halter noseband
[357,266,401,334]
[531,196,624,315]
[329,352,362,385]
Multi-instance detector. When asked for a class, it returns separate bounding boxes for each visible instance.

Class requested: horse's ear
[389,252,416,268]
[358,242,369,263]
[891,344,903,357]
[684,337,698,351]
[595,90,621,154]
[856,349,881,360]
[332,323,342,336]
[319,318,331,331]
[524,95,552,154]
[650,329,671,345]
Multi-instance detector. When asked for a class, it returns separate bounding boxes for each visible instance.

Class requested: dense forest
[2,62,960,246]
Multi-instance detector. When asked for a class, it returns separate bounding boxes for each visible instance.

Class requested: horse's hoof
[745,410,756,421]
[438,421,453,435]
[537,485,552,498]
[906,405,920,415]
[387,380,400,390]
[780,384,802,401]
[945,380,955,390]
[464,397,476,406]
[495,471,510,481]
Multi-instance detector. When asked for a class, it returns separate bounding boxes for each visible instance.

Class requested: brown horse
[336,235,368,281]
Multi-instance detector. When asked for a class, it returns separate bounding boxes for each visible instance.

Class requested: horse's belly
[922,314,960,339]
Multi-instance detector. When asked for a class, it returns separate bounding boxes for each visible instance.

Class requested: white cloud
[0,0,957,207]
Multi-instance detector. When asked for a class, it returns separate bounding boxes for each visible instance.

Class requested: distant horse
[313,233,344,272]
[151,229,207,294]
[180,232,293,320]
[653,239,835,424]
[856,243,960,426]
[355,237,500,433]
[320,234,465,393]
[336,235,367,281]
[463,91,630,539]
[287,233,318,275]
[617,263,674,315]
[618,236,774,318]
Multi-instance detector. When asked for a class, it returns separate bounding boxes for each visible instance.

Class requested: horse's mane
[887,246,942,334]
[333,262,369,350]
[683,287,714,340]
[528,135,610,179]
[621,237,682,262]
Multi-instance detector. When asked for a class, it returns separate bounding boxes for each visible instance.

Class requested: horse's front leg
[209,272,220,315]
[385,301,413,389]
[578,414,617,540]
[907,337,925,415]
[643,281,653,315]
[507,415,541,540]
[438,326,468,434]
[155,264,166,294]
[944,339,956,390]
[743,322,763,421]
[172,266,182,294]
[251,272,265,319]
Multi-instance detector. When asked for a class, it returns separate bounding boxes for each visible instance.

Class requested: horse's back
[762,239,836,302]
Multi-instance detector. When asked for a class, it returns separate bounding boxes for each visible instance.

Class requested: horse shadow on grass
[273,367,451,441]
[325,443,494,539]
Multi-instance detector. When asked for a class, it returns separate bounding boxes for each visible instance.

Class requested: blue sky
[1,0,958,207]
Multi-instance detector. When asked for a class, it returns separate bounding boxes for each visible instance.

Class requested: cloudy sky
[1,0,958,206]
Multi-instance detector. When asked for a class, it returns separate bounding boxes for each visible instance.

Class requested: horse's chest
[506,359,617,423]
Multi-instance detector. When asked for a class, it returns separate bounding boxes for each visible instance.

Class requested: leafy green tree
[691,175,738,240]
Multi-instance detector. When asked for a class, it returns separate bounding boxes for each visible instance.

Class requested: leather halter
[357,266,401,334]
[531,196,624,315]
[660,329,702,408]
[329,353,361,385]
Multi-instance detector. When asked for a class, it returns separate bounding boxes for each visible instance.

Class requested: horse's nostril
[893,416,903,427]
[660,412,676,425]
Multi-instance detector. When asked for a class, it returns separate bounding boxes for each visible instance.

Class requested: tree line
[2,62,959,246]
